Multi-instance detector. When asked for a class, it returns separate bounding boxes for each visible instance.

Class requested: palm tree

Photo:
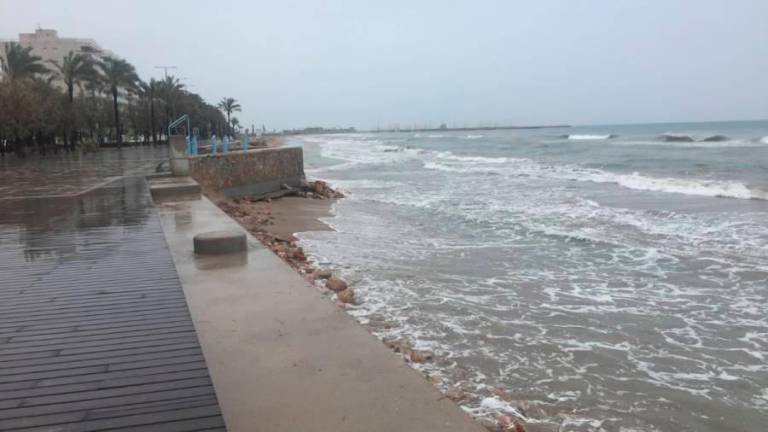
[49,51,98,148]
[49,51,97,103]
[217,97,241,136]
[231,117,240,134]
[156,75,185,140]
[0,42,49,82]
[96,56,139,145]
[137,79,161,143]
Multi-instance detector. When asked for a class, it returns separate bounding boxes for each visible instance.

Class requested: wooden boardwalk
[0,178,226,431]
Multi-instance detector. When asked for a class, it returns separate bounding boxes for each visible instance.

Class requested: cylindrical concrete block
[193,230,247,255]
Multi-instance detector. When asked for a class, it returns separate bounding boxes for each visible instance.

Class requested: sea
[292,121,768,432]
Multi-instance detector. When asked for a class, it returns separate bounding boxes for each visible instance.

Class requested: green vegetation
[0,42,227,156]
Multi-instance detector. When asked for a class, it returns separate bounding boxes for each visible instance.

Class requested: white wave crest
[308,134,765,201]
[566,134,615,140]
[607,173,755,200]
[426,152,763,200]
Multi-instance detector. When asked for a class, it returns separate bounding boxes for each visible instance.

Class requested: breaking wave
[299,131,768,432]
[565,134,616,140]
[425,152,765,200]
[660,133,730,143]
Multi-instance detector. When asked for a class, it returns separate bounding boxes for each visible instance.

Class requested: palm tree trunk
[150,91,157,144]
[226,111,231,136]
[112,87,121,146]
[67,83,76,151]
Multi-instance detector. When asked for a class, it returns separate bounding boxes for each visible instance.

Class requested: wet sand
[243,196,334,240]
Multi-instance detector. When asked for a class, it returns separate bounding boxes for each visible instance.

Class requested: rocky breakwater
[217,180,353,306]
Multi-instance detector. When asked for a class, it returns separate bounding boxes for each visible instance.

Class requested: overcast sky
[2,0,767,130]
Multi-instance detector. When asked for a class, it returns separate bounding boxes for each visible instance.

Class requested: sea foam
[426,152,763,200]
[566,134,615,140]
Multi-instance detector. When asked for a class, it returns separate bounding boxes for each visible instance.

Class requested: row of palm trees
[0,41,242,155]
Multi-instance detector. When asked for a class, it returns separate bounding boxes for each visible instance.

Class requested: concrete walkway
[157,195,485,432]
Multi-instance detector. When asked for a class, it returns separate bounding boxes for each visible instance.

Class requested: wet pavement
[0,148,226,431]
[156,192,485,432]
[0,147,168,199]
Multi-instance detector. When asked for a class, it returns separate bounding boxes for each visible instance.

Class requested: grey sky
[2,0,767,130]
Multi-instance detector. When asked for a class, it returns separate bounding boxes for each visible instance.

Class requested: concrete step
[149,177,201,202]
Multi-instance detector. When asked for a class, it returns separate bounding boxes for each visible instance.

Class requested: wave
[760,136,768,144]
[607,173,758,200]
[565,134,616,140]
[309,135,766,201]
[660,133,730,143]
[701,134,729,142]
[426,152,766,200]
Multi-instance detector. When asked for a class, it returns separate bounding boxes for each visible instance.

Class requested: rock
[513,420,527,432]
[476,417,499,431]
[382,338,400,350]
[291,247,306,261]
[337,288,354,303]
[498,416,528,432]
[382,338,410,353]
[313,180,327,194]
[367,319,394,329]
[325,277,348,292]
[315,269,333,279]
[409,350,432,363]
[523,421,561,432]
[445,386,467,402]
[427,372,443,385]
[491,387,514,402]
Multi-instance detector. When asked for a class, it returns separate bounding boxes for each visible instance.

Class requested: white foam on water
[610,173,755,199]
[296,132,768,432]
[473,397,525,418]
[567,134,615,140]
[424,151,764,200]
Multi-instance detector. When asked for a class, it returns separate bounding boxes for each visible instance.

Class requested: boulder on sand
[313,180,327,194]
[337,288,354,303]
[291,247,306,261]
[326,277,348,292]
[408,350,433,363]
[315,269,333,279]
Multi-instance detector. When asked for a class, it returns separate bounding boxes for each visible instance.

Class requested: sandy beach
[235,196,334,240]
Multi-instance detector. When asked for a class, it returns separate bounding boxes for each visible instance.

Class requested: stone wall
[188,147,305,198]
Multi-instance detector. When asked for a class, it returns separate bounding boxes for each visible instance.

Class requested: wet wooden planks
[0,180,226,431]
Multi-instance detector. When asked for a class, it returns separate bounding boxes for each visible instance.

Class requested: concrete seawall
[188,147,305,198]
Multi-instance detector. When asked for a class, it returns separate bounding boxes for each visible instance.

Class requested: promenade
[0,148,226,431]
[0,148,484,432]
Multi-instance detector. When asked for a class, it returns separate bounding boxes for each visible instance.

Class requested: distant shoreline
[366,124,571,133]
[282,124,571,136]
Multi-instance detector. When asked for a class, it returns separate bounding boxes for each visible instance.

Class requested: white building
[1,28,115,65]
